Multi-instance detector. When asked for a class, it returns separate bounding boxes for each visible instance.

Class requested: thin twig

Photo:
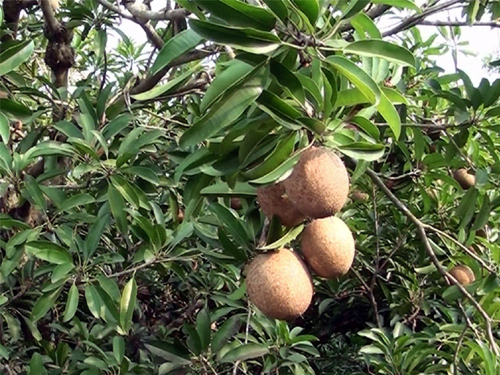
[366,168,499,355]
[419,20,500,28]
[425,225,496,274]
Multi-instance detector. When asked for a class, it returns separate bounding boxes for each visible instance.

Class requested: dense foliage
[1,0,500,374]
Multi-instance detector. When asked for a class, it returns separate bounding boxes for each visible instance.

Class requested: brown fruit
[453,169,475,189]
[351,190,368,203]
[283,147,349,219]
[257,182,306,227]
[230,197,242,210]
[177,209,184,223]
[449,265,475,285]
[246,248,313,321]
[301,216,355,279]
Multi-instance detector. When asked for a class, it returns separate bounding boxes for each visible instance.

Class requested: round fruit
[351,190,368,203]
[246,248,313,321]
[453,168,475,189]
[283,147,349,219]
[230,197,242,210]
[301,216,355,279]
[449,265,475,285]
[257,182,306,227]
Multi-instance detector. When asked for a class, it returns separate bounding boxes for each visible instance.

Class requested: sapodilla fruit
[257,182,306,227]
[453,168,475,189]
[283,147,349,219]
[449,265,475,285]
[301,216,355,279]
[351,190,368,203]
[246,248,313,321]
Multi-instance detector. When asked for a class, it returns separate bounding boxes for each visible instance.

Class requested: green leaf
[262,0,288,22]
[63,283,79,322]
[291,0,319,24]
[0,112,9,144]
[220,343,269,363]
[338,142,385,162]
[108,185,128,235]
[121,166,160,185]
[208,203,249,250]
[243,133,297,180]
[326,56,381,105]
[95,286,121,324]
[456,188,478,229]
[54,121,84,139]
[0,40,34,76]
[196,307,211,352]
[180,63,268,148]
[377,91,401,139]
[371,0,420,11]
[351,116,380,140]
[102,114,133,140]
[110,175,140,208]
[24,175,47,210]
[189,19,281,54]
[84,212,110,258]
[51,262,75,283]
[344,40,415,66]
[212,315,242,353]
[25,241,73,264]
[259,225,304,250]
[59,193,95,211]
[132,63,201,101]
[120,277,137,333]
[28,352,48,375]
[85,285,102,319]
[0,98,32,121]
[270,60,305,104]
[201,60,254,112]
[32,288,61,322]
[201,182,257,196]
[113,336,125,363]
[192,0,276,30]
[145,341,191,365]
[150,29,204,76]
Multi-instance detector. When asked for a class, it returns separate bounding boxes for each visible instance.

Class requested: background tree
[1,0,500,374]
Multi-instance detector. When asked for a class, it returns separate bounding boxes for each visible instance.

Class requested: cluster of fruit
[245,146,354,321]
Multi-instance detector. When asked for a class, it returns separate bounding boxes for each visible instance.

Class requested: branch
[122,1,189,21]
[39,0,60,35]
[340,4,392,32]
[94,0,164,49]
[366,168,500,355]
[419,20,500,28]
[382,0,466,37]
[130,48,218,95]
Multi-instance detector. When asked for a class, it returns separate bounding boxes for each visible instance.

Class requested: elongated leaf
[189,19,280,54]
[270,60,305,104]
[208,203,249,250]
[84,212,110,258]
[262,0,288,22]
[196,307,211,352]
[192,0,276,30]
[371,0,420,11]
[150,30,204,76]
[63,283,79,322]
[0,112,9,144]
[24,175,47,210]
[85,285,102,319]
[132,64,201,101]
[377,91,401,139]
[32,288,61,321]
[212,315,242,353]
[120,277,137,333]
[259,225,304,250]
[59,193,95,211]
[201,60,254,112]
[344,39,415,67]
[201,182,257,196]
[25,241,72,264]
[180,64,268,148]
[220,343,269,363]
[0,40,34,76]
[326,56,381,105]
[108,185,128,235]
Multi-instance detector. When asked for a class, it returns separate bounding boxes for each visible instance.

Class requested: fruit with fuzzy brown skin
[257,182,306,227]
[246,248,313,321]
[351,190,368,203]
[453,169,475,189]
[230,197,242,210]
[301,216,355,279]
[283,147,349,219]
[449,265,475,285]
